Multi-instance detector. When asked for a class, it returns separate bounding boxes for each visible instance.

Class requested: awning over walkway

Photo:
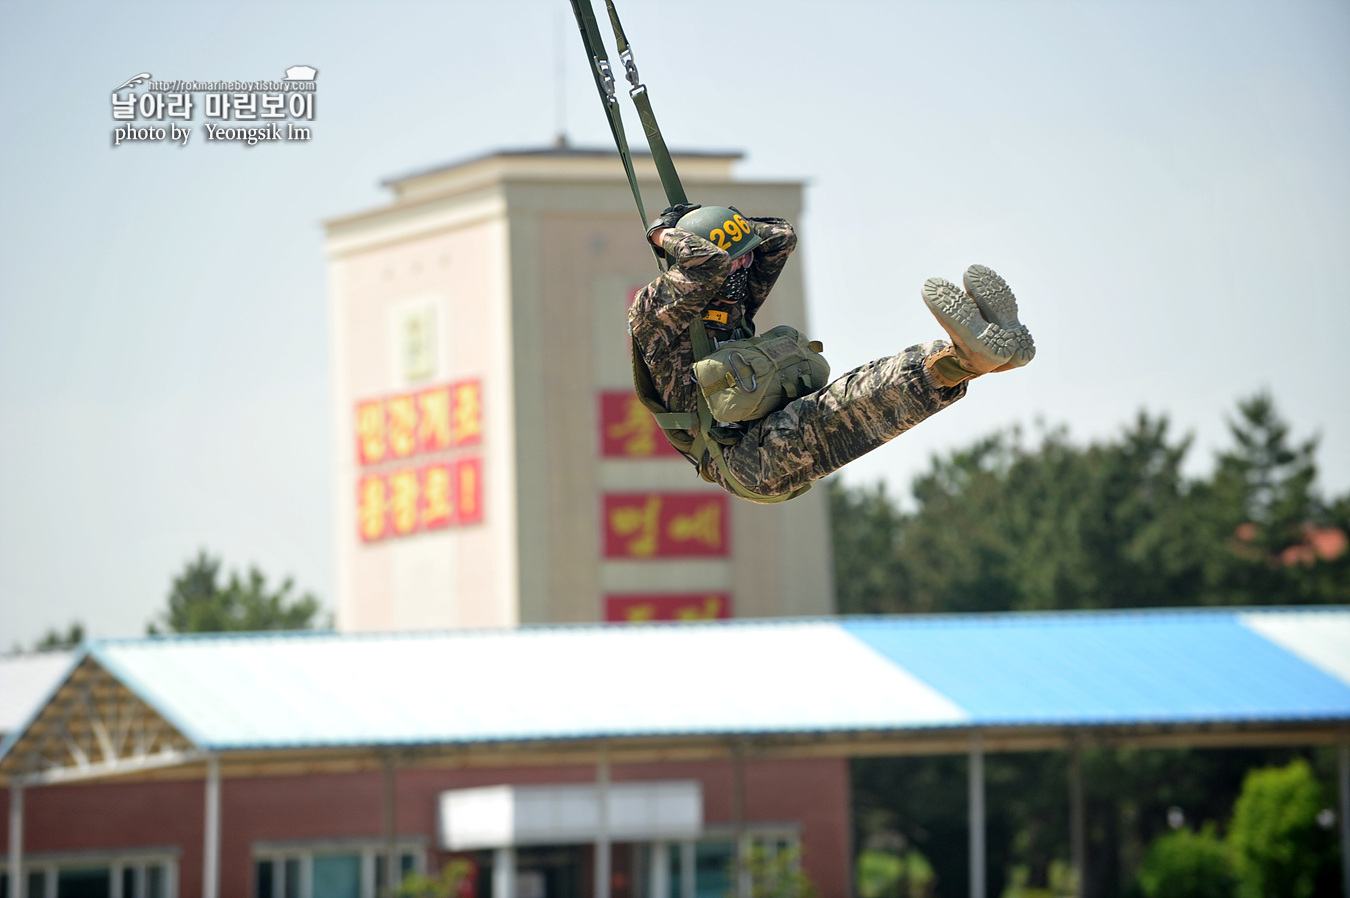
[2,607,1348,785]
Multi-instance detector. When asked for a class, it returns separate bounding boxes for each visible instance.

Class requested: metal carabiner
[619,49,642,94]
[593,57,617,103]
[727,351,758,393]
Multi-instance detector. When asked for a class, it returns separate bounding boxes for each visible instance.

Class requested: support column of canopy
[679,839,696,898]
[649,841,670,898]
[596,745,611,898]
[733,743,750,898]
[383,754,398,896]
[1069,739,1085,898]
[8,778,24,898]
[203,755,221,898]
[1339,729,1349,898]
[493,848,516,898]
[969,734,985,898]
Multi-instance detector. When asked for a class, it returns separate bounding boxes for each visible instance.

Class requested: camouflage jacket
[627,217,797,428]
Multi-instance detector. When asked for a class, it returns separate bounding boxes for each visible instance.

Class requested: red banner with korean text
[354,379,484,545]
[605,593,733,623]
[356,380,482,467]
[359,457,483,543]
[598,391,682,459]
[603,492,729,559]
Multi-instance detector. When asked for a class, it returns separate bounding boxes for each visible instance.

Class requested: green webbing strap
[653,411,697,430]
[569,0,648,228]
[602,0,687,206]
[573,0,803,504]
[688,325,808,505]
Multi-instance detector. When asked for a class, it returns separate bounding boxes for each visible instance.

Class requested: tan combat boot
[922,275,1014,387]
[962,264,1035,368]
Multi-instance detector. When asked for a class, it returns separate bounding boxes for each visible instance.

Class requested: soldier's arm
[744,217,797,318]
[641,228,732,332]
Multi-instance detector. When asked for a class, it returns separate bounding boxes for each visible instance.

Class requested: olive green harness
[628,325,811,505]
[571,0,810,504]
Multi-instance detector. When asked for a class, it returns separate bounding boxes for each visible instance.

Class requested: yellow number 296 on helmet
[676,206,762,260]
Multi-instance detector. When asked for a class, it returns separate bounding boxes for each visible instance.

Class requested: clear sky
[1,0,1347,647]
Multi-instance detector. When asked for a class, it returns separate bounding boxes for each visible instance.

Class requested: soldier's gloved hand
[730,207,791,240]
[647,203,701,254]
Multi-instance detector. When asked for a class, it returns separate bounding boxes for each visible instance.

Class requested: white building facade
[323,148,835,632]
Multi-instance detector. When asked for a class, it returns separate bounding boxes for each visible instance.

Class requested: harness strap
[602,0,687,207]
[688,324,808,505]
[572,0,806,505]
[568,0,649,228]
[652,411,696,430]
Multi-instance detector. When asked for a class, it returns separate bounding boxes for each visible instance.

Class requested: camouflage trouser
[706,340,966,498]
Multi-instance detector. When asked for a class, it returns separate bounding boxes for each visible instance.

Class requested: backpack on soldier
[692,326,829,424]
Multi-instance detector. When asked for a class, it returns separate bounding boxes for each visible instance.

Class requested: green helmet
[676,206,762,260]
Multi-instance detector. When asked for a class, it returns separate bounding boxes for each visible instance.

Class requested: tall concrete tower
[324,147,834,632]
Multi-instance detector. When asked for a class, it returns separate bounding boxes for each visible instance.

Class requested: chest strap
[687,323,809,505]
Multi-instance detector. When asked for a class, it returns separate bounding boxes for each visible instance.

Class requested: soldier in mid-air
[628,202,1035,502]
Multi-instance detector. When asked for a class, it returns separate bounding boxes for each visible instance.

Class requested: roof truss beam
[2,656,196,786]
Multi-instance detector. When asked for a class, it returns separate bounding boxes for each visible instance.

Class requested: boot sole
[922,277,1015,369]
[962,264,1035,367]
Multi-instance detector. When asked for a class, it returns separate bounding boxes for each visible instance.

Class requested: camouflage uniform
[629,218,966,498]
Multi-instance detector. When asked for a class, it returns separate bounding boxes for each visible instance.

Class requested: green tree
[830,480,909,614]
[1226,759,1336,898]
[1135,823,1234,898]
[395,860,472,898]
[1217,393,1321,541]
[739,844,819,898]
[148,550,322,634]
[856,844,936,898]
[863,414,1204,616]
[833,394,1348,898]
[1192,393,1349,605]
[836,394,1346,621]
[34,621,85,650]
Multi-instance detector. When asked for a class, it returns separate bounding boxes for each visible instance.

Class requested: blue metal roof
[2,608,1347,759]
[842,610,1350,726]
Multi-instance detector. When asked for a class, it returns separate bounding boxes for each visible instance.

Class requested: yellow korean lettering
[418,387,451,452]
[668,501,722,549]
[390,469,419,534]
[611,496,662,557]
[606,396,655,456]
[357,401,386,464]
[359,476,387,541]
[422,465,453,527]
[388,396,417,458]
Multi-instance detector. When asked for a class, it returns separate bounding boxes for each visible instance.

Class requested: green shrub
[856,848,935,898]
[1227,759,1334,898]
[395,859,472,898]
[739,844,820,898]
[1136,822,1234,898]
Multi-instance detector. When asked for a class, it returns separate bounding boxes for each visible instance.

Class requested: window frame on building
[624,824,803,898]
[1,848,178,898]
[252,837,426,898]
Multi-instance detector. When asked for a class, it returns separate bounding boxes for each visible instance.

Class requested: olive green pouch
[692,325,829,424]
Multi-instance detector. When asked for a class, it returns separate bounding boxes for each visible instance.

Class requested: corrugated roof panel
[841,610,1350,726]
[4,610,1342,763]
[0,651,75,735]
[1239,610,1350,687]
[92,622,968,749]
